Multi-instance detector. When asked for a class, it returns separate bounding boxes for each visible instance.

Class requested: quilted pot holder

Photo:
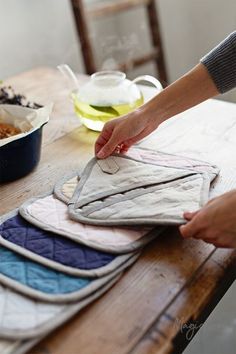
[0,210,135,277]
[0,245,138,303]
[0,337,43,354]
[0,274,120,340]
[54,172,79,204]
[68,147,219,226]
[19,194,161,254]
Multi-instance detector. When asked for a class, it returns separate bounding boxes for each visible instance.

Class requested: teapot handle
[132,75,163,93]
[57,64,79,92]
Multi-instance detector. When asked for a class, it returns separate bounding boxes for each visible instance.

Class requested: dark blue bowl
[0,126,44,183]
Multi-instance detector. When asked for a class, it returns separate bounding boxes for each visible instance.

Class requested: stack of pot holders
[0,147,219,353]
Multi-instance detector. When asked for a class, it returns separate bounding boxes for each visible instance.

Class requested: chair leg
[146,0,168,85]
[70,0,96,74]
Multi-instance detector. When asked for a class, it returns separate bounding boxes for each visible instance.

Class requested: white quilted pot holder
[68,147,219,226]
[19,194,161,254]
[0,274,120,340]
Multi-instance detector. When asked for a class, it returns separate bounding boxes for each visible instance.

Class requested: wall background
[0,0,235,101]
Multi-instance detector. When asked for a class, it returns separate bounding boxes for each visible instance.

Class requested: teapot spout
[57,64,79,91]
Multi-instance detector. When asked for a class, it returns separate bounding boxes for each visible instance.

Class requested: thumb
[183,210,199,221]
[97,132,120,159]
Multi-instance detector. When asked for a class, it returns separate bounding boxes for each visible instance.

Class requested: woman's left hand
[179,190,236,248]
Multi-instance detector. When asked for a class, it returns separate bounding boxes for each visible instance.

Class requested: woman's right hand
[95,63,220,159]
[95,109,159,159]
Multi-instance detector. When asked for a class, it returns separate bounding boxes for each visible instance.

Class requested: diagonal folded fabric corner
[68,147,219,227]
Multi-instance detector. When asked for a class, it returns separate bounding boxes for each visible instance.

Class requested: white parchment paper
[0,104,53,147]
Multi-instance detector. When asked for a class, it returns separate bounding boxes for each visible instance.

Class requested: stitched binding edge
[19,195,165,254]
[67,148,218,226]
[0,240,140,303]
[54,171,81,205]
[69,149,219,210]
[68,156,212,226]
[72,174,208,220]
[121,146,219,173]
[7,336,45,354]
[0,273,122,340]
[0,207,136,277]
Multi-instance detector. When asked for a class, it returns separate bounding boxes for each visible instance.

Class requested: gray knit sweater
[200,31,236,93]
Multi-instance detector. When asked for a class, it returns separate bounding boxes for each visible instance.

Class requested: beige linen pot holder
[68,148,219,227]
[54,172,79,204]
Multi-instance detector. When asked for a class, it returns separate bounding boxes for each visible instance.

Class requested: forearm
[201,31,236,93]
[139,63,219,125]
[138,31,236,126]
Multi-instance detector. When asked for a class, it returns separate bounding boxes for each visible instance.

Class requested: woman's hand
[95,110,159,159]
[180,190,236,248]
[95,63,219,159]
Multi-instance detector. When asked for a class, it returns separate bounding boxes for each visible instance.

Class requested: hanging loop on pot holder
[97,157,120,174]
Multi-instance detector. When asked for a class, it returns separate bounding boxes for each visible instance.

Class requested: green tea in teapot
[73,95,144,132]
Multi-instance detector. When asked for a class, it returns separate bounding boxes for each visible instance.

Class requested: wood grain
[87,0,151,18]
[146,0,168,84]
[118,49,159,72]
[70,0,96,75]
[132,248,236,354]
[0,125,98,214]
[29,231,215,354]
[1,68,236,354]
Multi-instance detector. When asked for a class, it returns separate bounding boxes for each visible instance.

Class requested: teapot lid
[91,71,126,87]
[77,71,141,106]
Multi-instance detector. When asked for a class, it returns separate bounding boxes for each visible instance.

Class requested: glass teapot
[58,64,163,132]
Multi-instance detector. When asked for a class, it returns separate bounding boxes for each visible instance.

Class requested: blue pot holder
[0,211,136,277]
[0,244,139,303]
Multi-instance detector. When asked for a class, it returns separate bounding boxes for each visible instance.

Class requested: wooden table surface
[1,67,236,354]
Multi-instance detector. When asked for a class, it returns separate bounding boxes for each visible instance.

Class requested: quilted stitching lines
[0,212,134,276]
[0,246,91,295]
[68,148,218,230]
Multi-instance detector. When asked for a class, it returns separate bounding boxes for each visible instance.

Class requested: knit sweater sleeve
[200,31,236,94]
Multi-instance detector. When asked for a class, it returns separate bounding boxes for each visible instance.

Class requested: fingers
[120,144,130,153]
[95,121,150,159]
[179,223,197,238]
[183,210,199,221]
[180,210,219,246]
[179,212,205,239]
[180,209,201,237]
[180,210,200,237]
[95,123,114,156]
[96,130,121,159]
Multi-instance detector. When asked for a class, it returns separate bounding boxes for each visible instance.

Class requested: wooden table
[1,67,236,354]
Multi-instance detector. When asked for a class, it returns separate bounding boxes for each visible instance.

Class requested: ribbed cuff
[200,31,236,94]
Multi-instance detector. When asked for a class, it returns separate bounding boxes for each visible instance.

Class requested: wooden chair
[70,0,168,84]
